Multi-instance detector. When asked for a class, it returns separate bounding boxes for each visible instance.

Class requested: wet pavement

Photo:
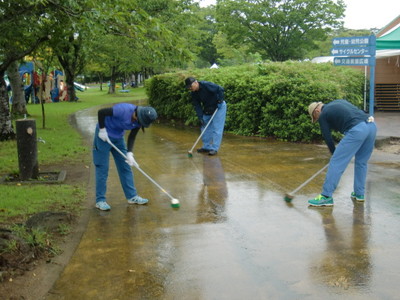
[46,107,400,299]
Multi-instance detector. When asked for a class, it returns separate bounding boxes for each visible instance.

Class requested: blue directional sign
[332,36,376,47]
[331,46,376,56]
[333,57,376,66]
[331,35,377,116]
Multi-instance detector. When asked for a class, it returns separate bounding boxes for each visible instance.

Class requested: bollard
[16,119,39,180]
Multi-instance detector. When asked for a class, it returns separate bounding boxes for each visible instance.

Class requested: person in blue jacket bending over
[93,103,157,211]
[185,77,227,156]
[307,99,377,207]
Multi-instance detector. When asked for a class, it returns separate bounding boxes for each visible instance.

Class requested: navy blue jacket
[190,81,224,120]
[319,99,369,154]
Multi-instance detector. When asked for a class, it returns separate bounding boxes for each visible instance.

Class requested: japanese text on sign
[333,57,375,66]
[332,36,375,47]
[331,46,375,56]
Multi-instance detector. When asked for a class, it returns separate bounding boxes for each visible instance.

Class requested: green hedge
[145,61,365,142]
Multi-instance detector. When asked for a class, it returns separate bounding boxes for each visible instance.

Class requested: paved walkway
[42,108,400,300]
[374,111,400,138]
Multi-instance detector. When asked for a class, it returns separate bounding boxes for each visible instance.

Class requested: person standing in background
[185,77,227,156]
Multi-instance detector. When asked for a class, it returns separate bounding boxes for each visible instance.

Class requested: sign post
[331,35,376,116]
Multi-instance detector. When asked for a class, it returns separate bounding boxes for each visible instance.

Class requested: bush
[146,61,365,142]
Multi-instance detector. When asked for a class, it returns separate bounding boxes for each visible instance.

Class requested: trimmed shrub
[146,61,365,142]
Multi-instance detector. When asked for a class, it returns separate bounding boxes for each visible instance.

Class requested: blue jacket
[190,81,224,120]
[102,103,140,139]
[318,99,369,154]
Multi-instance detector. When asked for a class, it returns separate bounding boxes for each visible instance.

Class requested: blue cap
[137,106,157,128]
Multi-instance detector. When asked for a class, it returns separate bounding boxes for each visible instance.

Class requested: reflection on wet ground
[46,107,400,299]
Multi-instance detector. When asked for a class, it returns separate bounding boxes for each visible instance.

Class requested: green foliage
[145,74,195,125]
[146,62,365,142]
[57,223,71,236]
[4,225,61,256]
[215,0,345,61]
[2,239,18,253]
[0,185,83,223]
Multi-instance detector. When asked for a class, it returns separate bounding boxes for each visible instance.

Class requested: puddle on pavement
[46,111,400,299]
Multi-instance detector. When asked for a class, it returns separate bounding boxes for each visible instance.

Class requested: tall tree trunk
[66,76,76,102]
[56,33,85,102]
[98,73,103,91]
[40,72,46,129]
[108,66,116,94]
[8,61,28,117]
[63,67,76,102]
[0,71,16,141]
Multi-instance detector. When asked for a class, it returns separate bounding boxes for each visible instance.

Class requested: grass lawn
[0,86,148,224]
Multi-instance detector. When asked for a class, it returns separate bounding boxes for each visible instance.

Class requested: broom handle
[289,163,329,195]
[107,139,175,200]
[189,108,219,153]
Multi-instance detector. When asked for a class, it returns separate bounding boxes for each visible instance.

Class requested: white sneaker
[127,195,148,205]
[95,201,111,211]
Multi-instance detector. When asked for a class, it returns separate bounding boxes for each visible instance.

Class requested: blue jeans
[201,101,227,151]
[322,121,377,197]
[93,127,137,203]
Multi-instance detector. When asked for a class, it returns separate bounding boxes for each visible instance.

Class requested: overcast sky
[197,0,400,30]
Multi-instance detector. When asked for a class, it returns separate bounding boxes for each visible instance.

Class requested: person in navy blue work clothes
[185,77,227,156]
[307,100,377,207]
[93,103,157,211]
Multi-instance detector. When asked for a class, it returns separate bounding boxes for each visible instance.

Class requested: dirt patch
[376,137,400,155]
[0,161,91,300]
[0,212,74,280]
[1,171,66,185]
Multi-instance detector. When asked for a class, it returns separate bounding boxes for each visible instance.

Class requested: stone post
[16,119,39,180]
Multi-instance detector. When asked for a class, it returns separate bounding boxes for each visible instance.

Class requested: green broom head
[171,198,180,208]
[284,193,294,202]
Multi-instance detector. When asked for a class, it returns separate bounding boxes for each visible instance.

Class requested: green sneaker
[308,194,334,207]
[351,192,365,202]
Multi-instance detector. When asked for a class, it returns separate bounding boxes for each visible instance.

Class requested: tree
[8,61,28,117]
[51,30,88,102]
[84,0,197,93]
[0,1,53,140]
[213,31,262,66]
[193,5,220,67]
[216,0,345,61]
[134,0,199,70]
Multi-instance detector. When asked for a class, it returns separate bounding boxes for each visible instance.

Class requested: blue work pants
[201,101,227,152]
[93,127,137,203]
[322,121,377,197]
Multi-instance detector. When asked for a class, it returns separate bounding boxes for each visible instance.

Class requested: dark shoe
[197,148,210,153]
[208,150,218,156]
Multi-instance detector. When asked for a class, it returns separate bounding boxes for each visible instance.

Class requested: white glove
[125,152,139,168]
[98,128,109,142]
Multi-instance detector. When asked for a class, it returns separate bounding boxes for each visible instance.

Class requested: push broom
[284,163,329,202]
[107,140,180,208]
[187,108,219,158]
